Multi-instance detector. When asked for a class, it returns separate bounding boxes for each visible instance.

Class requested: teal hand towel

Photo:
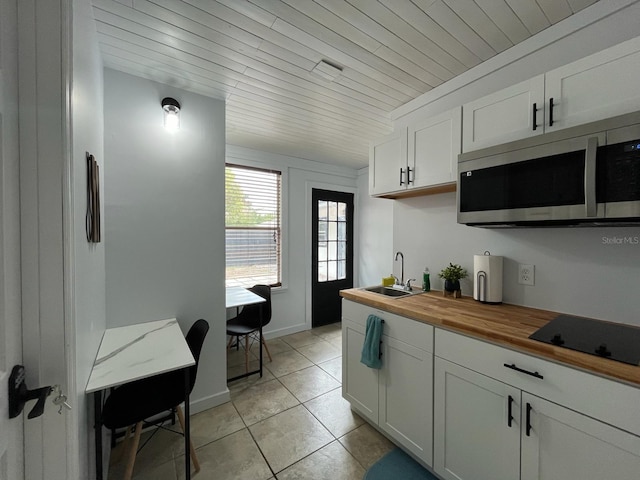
[360,314,384,369]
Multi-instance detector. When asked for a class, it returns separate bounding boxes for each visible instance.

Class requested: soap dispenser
[422,267,431,292]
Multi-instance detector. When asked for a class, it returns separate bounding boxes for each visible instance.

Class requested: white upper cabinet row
[463,35,640,152]
[370,35,640,197]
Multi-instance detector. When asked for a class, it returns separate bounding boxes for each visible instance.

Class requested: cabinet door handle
[507,395,514,427]
[378,340,383,359]
[503,363,543,380]
[549,97,554,127]
[526,402,533,437]
[399,168,405,186]
[407,167,413,185]
[532,103,537,131]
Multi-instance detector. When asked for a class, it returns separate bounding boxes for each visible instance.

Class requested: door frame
[18,0,77,478]
[305,181,358,329]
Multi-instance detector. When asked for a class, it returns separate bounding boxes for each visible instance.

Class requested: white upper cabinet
[462,76,544,152]
[370,107,461,197]
[545,35,640,132]
[462,35,640,153]
[369,128,407,196]
[408,107,461,189]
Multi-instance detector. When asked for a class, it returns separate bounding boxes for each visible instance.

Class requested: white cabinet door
[369,128,408,195]
[545,36,640,133]
[342,318,379,423]
[409,107,461,188]
[521,393,640,480]
[462,75,544,152]
[379,334,433,466]
[434,358,521,480]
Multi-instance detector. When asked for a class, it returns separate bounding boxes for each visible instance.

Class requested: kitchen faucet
[394,251,404,286]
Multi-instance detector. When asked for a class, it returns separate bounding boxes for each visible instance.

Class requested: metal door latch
[8,365,52,419]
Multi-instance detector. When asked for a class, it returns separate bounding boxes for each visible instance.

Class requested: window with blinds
[225,164,282,288]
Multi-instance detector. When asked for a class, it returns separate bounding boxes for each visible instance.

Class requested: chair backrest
[185,318,209,394]
[238,284,272,329]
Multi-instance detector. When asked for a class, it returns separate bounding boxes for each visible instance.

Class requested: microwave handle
[584,136,598,217]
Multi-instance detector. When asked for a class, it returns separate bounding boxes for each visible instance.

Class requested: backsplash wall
[390,191,640,327]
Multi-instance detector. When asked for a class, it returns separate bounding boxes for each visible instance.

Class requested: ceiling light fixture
[162,97,181,132]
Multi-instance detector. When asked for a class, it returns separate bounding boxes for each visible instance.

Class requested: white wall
[356,168,393,287]
[359,4,640,327]
[71,1,105,477]
[104,70,227,412]
[226,146,358,336]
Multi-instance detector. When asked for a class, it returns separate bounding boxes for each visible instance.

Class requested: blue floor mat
[364,448,439,480]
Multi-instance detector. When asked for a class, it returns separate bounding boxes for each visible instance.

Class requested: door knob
[8,365,53,419]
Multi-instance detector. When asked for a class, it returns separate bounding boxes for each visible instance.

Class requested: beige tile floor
[107,322,395,480]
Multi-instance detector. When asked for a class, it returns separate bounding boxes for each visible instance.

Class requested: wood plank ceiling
[93,0,598,168]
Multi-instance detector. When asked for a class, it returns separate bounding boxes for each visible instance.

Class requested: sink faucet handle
[391,274,399,285]
[405,279,416,290]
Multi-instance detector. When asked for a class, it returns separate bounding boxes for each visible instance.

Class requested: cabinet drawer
[435,328,640,436]
[342,300,433,352]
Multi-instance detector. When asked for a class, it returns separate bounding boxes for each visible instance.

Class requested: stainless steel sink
[363,285,424,297]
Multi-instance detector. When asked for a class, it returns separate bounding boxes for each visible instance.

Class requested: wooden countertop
[340,288,640,387]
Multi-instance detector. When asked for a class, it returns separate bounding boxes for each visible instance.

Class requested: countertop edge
[340,289,640,388]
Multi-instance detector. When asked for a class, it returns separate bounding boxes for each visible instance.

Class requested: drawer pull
[503,363,544,380]
[507,395,514,428]
[526,402,533,437]
[532,103,537,131]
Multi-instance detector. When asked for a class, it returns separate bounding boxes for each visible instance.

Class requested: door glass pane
[338,241,346,260]
[328,221,337,241]
[318,201,328,220]
[318,221,327,242]
[318,261,327,282]
[338,260,346,279]
[328,241,337,260]
[327,261,337,281]
[318,241,327,261]
[328,202,337,221]
[337,202,346,220]
[337,222,346,241]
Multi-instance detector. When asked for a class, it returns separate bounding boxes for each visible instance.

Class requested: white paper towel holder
[474,251,503,304]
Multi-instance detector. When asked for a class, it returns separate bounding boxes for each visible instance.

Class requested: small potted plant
[438,263,468,296]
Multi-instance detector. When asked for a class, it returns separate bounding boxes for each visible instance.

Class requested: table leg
[94,390,103,480]
[184,368,191,480]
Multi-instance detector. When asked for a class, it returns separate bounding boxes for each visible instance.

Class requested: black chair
[102,319,209,480]
[226,284,272,375]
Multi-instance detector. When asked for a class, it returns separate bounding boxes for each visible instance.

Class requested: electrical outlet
[518,264,535,285]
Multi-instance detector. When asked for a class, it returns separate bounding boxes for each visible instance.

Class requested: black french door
[311,189,354,327]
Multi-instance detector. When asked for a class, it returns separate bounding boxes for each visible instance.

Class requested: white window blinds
[225,164,282,287]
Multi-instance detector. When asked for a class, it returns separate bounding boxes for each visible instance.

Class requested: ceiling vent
[310,60,343,82]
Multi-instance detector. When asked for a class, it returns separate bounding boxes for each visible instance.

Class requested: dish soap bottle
[422,267,431,292]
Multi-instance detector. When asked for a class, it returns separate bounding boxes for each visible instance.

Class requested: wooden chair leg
[261,336,272,362]
[123,422,143,480]
[227,335,235,349]
[176,405,200,472]
[111,425,132,464]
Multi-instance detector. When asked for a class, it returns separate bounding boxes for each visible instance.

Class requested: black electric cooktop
[529,314,640,366]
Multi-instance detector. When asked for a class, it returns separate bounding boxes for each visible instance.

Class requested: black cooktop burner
[529,314,640,366]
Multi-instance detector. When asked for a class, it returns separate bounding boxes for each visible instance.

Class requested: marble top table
[86,318,195,393]
[226,285,267,309]
[86,318,195,480]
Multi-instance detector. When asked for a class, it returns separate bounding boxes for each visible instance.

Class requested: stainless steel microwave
[457,111,640,227]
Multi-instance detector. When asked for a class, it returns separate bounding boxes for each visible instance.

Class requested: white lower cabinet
[342,300,434,466]
[434,329,640,480]
[434,357,521,480]
[521,393,640,480]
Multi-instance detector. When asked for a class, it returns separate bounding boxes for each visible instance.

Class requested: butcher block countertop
[340,288,640,388]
